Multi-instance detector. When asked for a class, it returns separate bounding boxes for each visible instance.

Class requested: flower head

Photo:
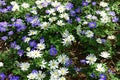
[86,54,97,65]
[88,22,96,28]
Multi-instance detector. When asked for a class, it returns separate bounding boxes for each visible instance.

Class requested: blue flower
[88,22,97,28]
[49,46,57,56]
[99,74,107,80]
[9,76,20,80]
[1,36,8,41]
[8,31,14,36]
[29,40,37,47]
[82,1,88,6]
[0,73,6,80]
[17,50,24,57]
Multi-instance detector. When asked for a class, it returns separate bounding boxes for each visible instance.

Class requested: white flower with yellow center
[37,43,45,50]
[49,17,57,22]
[20,62,30,71]
[48,60,59,69]
[24,37,31,43]
[28,30,38,36]
[51,1,60,7]
[57,20,65,26]
[68,35,75,41]
[50,69,60,79]
[59,13,69,20]
[57,5,66,13]
[57,54,69,64]
[100,2,108,7]
[58,77,66,80]
[40,59,47,69]
[85,30,94,38]
[62,38,71,46]
[96,64,105,72]
[27,72,37,80]
[58,67,69,76]
[107,35,116,40]
[86,54,97,65]
[36,71,46,80]
[10,1,20,11]
[96,38,102,44]
[41,22,50,30]
[27,50,42,58]
[100,51,110,59]
[21,3,30,8]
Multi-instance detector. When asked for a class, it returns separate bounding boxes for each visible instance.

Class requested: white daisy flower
[57,54,69,64]
[27,72,37,80]
[28,30,38,36]
[96,38,102,44]
[107,35,116,40]
[62,38,71,46]
[86,54,97,65]
[56,20,65,26]
[68,35,75,41]
[49,17,57,22]
[58,77,66,80]
[40,59,47,69]
[51,1,60,7]
[50,69,60,79]
[100,51,110,59]
[40,22,50,30]
[57,5,66,13]
[36,71,46,80]
[21,3,30,8]
[24,37,31,43]
[58,67,69,76]
[19,62,30,71]
[96,63,105,72]
[27,50,42,58]
[37,43,46,50]
[48,60,59,69]
[10,1,20,11]
[0,62,4,67]
[100,1,108,7]
[85,30,94,38]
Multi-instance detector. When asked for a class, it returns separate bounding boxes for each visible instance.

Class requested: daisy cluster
[0,0,119,80]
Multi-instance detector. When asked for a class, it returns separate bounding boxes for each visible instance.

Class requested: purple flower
[112,17,119,22]
[0,73,6,80]
[29,40,37,47]
[80,59,86,64]
[82,1,88,6]
[40,37,45,43]
[32,70,38,73]
[13,19,26,32]
[17,50,24,57]
[101,39,106,43]
[1,36,8,41]
[90,73,95,78]
[75,7,81,13]
[9,76,20,80]
[76,17,81,22]
[70,10,76,17]
[88,22,97,28]
[10,41,21,50]
[74,66,81,72]
[8,31,14,36]
[67,19,72,24]
[49,46,57,56]
[65,59,72,67]
[99,74,107,80]
[65,2,74,10]
[109,11,115,16]
[92,2,96,6]
[26,16,40,27]
[10,41,17,48]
